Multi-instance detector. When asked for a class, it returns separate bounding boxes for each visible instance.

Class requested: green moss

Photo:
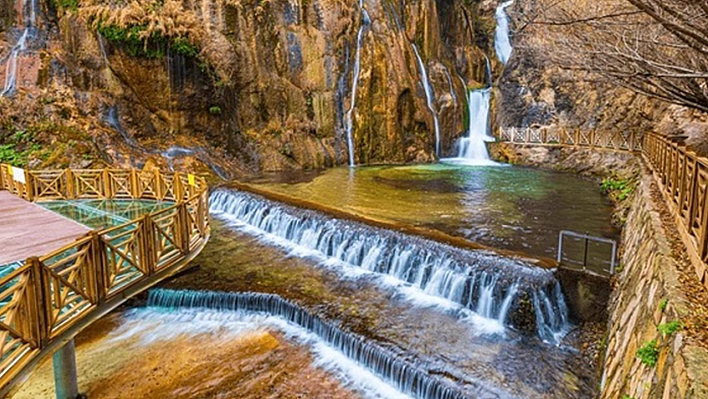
[172,37,199,58]
[637,340,659,367]
[52,0,79,11]
[659,298,668,312]
[97,23,199,60]
[657,320,683,336]
[601,175,635,202]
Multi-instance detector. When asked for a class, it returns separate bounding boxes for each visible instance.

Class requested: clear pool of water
[246,164,619,271]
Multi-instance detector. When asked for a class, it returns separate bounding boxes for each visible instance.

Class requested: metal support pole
[583,238,589,271]
[53,339,79,399]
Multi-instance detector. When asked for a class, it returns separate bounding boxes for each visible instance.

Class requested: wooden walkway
[0,191,89,265]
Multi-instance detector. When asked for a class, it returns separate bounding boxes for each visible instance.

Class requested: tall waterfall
[411,44,441,157]
[210,189,572,344]
[444,89,497,165]
[343,3,371,167]
[148,289,511,399]
[494,1,514,65]
[1,0,36,96]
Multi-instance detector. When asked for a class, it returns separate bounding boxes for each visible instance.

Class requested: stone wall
[488,142,639,180]
[599,174,708,399]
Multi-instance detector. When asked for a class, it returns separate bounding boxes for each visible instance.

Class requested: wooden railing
[0,165,210,392]
[496,127,644,152]
[643,133,708,288]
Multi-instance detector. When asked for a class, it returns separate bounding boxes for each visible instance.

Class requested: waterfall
[1,31,28,97]
[147,288,500,399]
[411,44,441,157]
[494,1,514,65]
[210,189,572,343]
[484,55,493,86]
[442,67,457,106]
[343,4,371,167]
[443,88,497,165]
[1,0,37,97]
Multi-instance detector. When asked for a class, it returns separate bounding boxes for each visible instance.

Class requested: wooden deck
[0,191,89,265]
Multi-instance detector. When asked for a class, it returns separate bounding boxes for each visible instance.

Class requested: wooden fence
[0,164,210,392]
[497,127,644,152]
[643,133,708,287]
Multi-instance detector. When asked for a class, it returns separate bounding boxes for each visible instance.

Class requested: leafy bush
[659,298,668,312]
[98,23,199,60]
[658,320,683,336]
[209,106,222,115]
[172,37,199,58]
[601,176,635,201]
[0,144,23,166]
[53,0,79,11]
[637,340,659,367]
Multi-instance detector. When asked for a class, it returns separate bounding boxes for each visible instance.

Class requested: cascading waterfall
[494,1,514,65]
[1,0,36,97]
[442,67,457,106]
[210,189,572,343]
[147,288,503,399]
[343,2,371,167]
[411,44,441,158]
[444,88,497,165]
[0,31,28,97]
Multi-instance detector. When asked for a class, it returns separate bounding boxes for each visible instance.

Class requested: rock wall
[488,142,640,180]
[599,174,708,399]
[1,0,506,173]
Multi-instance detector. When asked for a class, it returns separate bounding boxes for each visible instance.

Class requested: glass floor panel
[39,200,173,231]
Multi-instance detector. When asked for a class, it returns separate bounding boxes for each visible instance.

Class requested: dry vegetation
[79,0,206,43]
[518,0,708,113]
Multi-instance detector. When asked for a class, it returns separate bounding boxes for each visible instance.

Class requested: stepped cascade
[148,288,517,399]
[210,188,571,344]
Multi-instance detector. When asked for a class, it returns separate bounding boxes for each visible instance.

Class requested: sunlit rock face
[1,0,504,172]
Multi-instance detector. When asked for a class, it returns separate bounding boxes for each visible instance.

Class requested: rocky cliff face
[0,0,509,174]
[494,0,707,154]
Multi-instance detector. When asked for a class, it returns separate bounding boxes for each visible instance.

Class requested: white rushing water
[494,0,514,65]
[147,289,506,399]
[112,305,416,399]
[411,44,441,157]
[442,88,498,166]
[343,4,371,167]
[1,0,36,97]
[209,189,572,344]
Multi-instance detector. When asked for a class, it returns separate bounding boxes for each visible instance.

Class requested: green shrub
[637,340,659,367]
[98,23,200,60]
[209,106,222,115]
[601,176,635,201]
[172,37,199,58]
[0,144,23,166]
[53,0,79,11]
[659,298,668,312]
[657,320,683,336]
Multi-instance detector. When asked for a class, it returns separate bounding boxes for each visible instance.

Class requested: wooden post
[179,202,190,254]
[102,169,111,199]
[28,257,48,348]
[24,169,34,201]
[130,169,139,199]
[65,169,74,200]
[154,169,162,201]
[174,172,183,201]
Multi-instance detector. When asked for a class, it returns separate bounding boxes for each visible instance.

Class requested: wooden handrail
[0,165,210,393]
[642,133,708,288]
[496,127,644,153]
